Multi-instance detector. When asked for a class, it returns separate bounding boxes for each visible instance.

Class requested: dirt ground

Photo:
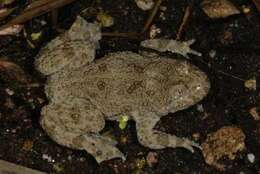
[0,0,259,173]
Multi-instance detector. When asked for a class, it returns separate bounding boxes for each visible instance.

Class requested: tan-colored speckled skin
[35,16,210,163]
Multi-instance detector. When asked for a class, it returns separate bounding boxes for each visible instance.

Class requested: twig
[25,0,55,11]
[176,5,192,40]
[0,160,46,174]
[102,32,141,39]
[215,68,245,81]
[142,0,163,33]
[252,0,260,11]
[51,9,58,28]
[0,0,76,31]
[194,55,245,81]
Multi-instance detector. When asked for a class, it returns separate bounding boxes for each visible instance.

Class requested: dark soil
[0,0,259,173]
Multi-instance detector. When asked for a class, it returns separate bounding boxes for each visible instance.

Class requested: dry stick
[0,0,76,30]
[102,32,140,39]
[51,9,58,28]
[176,5,192,40]
[142,0,163,33]
[252,0,260,11]
[25,0,56,11]
[0,160,46,174]
[0,0,53,21]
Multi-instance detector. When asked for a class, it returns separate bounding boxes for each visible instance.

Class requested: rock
[202,126,246,171]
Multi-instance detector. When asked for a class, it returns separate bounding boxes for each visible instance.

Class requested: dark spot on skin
[122,105,131,112]
[117,89,124,95]
[88,92,97,98]
[96,150,103,156]
[97,81,106,90]
[72,136,84,148]
[127,81,143,94]
[128,63,144,73]
[64,49,76,58]
[98,63,108,72]
[70,113,80,123]
[146,90,155,96]
[82,53,89,60]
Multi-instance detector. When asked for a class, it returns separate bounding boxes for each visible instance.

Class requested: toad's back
[47,52,189,116]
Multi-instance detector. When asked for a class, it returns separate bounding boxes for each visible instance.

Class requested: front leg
[132,111,201,152]
[141,39,202,58]
[35,16,101,75]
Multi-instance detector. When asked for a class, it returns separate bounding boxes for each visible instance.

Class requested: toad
[35,16,210,163]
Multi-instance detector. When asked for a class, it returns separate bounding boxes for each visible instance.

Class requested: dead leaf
[0,24,23,35]
[201,0,240,19]
[0,59,29,83]
[22,140,34,151]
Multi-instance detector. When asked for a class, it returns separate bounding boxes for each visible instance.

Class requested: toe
[182,138,201,152]
[95,149,126,164]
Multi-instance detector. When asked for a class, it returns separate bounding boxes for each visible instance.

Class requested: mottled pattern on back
[35,16,210,163]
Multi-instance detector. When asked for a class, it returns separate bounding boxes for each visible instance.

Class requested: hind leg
[40,97,125,163]
[132,110,201,152]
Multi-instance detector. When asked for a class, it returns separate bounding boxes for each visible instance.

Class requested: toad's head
[167,60,210,112]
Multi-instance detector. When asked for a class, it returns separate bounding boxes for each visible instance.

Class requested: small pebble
[149,25,161,38]
[244,78,256,90]
[79,157,86,162]
[42,154,54,162]
[67,155,72,161]
[247,153,255,163]
[159,6,167,11]
[242,5,251,14]
[135,0,154,11]
[249,107,259,121]
[196,104,204,112]
[5,88,14,95]
[209,49,216,58]
[159,12,166,20]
